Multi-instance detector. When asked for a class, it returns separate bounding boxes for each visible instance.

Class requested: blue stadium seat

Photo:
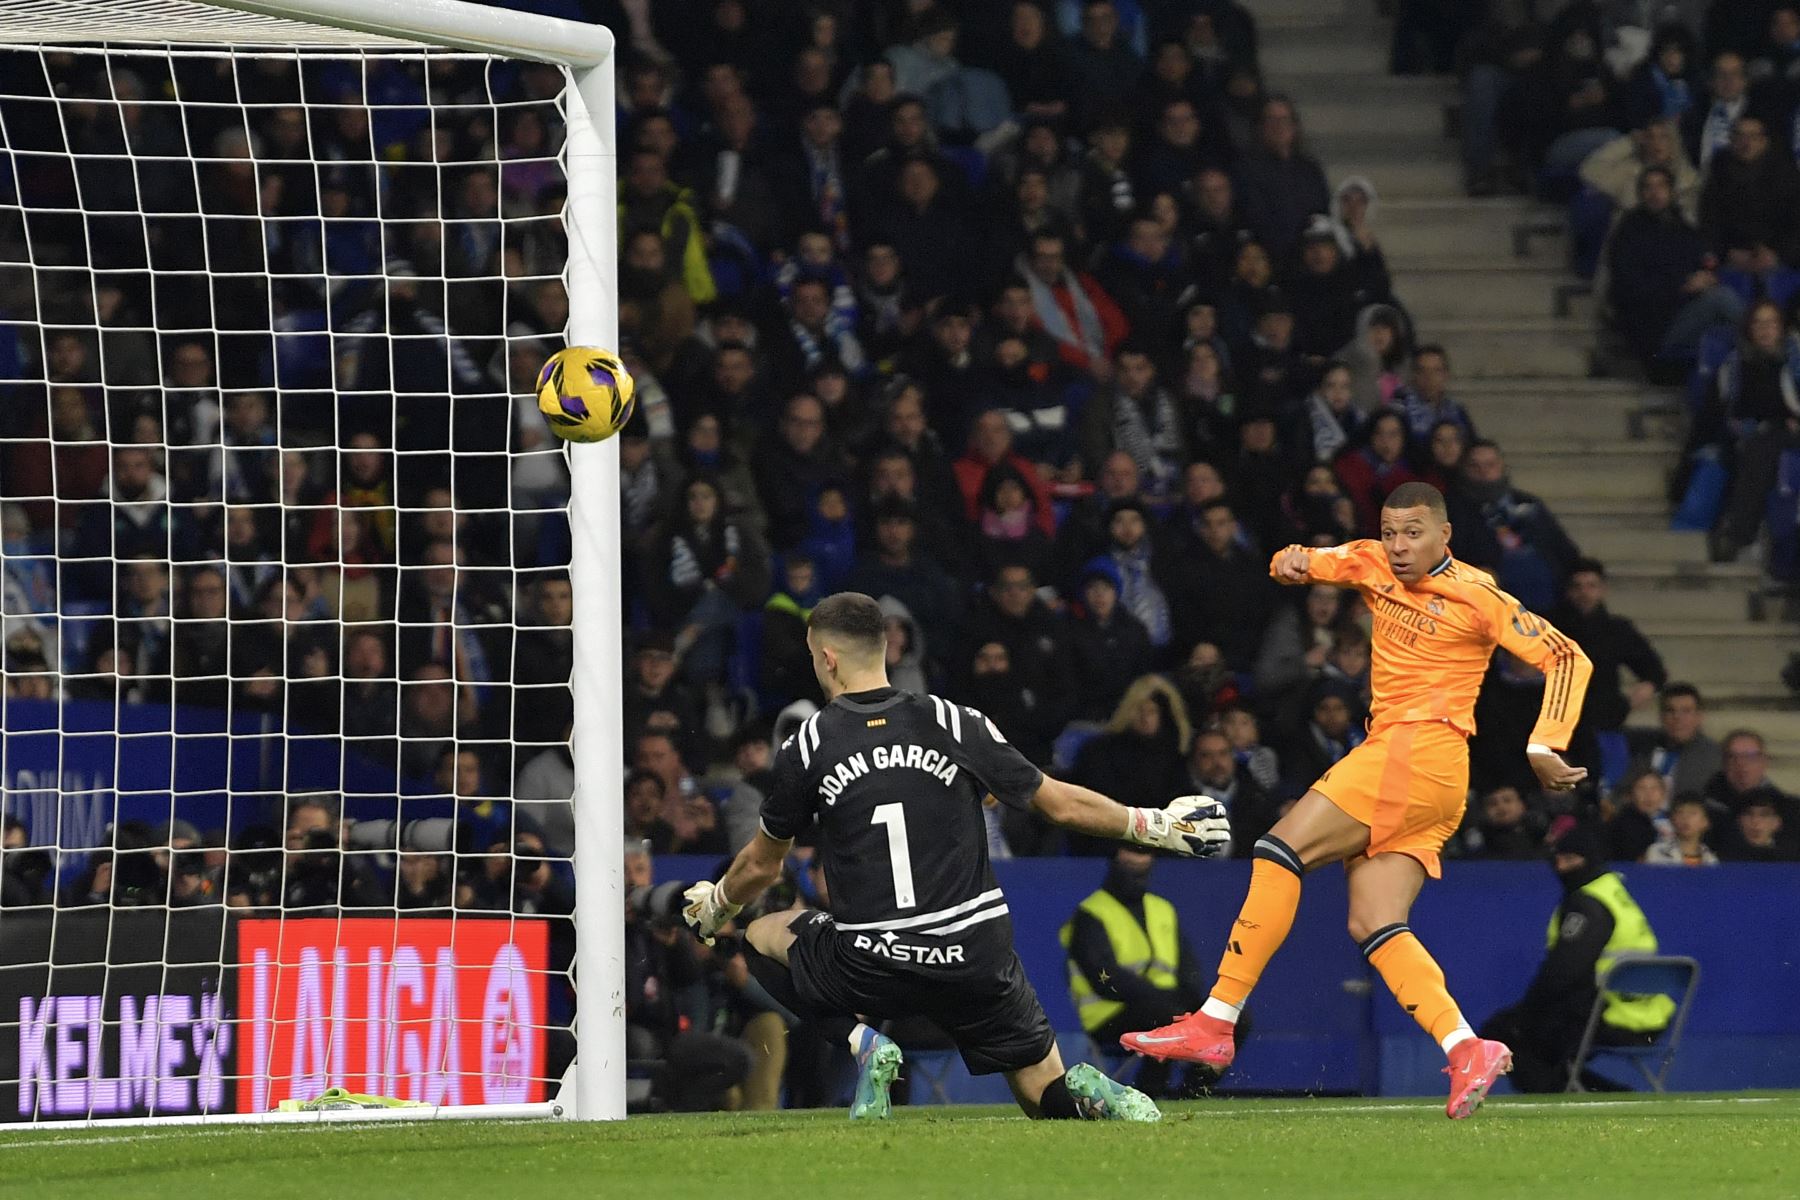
[1566,954,1700,1093]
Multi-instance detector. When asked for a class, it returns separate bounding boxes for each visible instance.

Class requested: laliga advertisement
[2,912,548,1119]
[235,918,549,1112]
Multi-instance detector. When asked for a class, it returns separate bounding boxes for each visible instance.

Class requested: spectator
[1643,794,1721,866]
[1327,176,1392,302]
[759,554,824,709]
[753,393,849,550]
[1448,439,1581,611]
[618,227,697,374]
[1334,410,1423,537]
[974,464,1054,582]
[1054,450,1142,586]
[1699,115,1800,275]
[1183,725,1279,858]
[1287,219,1369,359]
[623,631,704,758]
[1131,96,1229,202]
[1465,784,1547,861]
[900,305,986,449]
[867,156,973,306]
[1703,730,1800,849]
[1628,683,1724,801]
[1080,342,1188,497]
[1070,674,1192,852]
[962,562,1077,765]
[1606,165,1746,363]
[1680,51,1749,173]
[796,480,857,593]
[1579,118,1699,223]
[953,409,1057,536]
[972,280,1079,469]
[1219,705,1281,793]
[1702,299,1800,564]
[1277,678,1365,798]
[1548,558,1667,776]
[1254,583,1360,706]
[619,147,716,305]
[994,3,1076,124]
[1718,794,1798,862]
[1606,768,1672,862]
[877,381,963,530]
[673,411,765,536]
[1068,1,1144,130]
[1186,167,1250,288]
[1234,94,1330,258]
[1335,303,1409,412]
[878,595,928,697]
[1067,555,1153,723]
[1102,498,1174,651]
[1182,499,1272,671]
[1620,25,1697,131]
[1019,230,1130,380]
[646,474,771,685]
[841,497,963,655]
[1393,344,1474,446]
[1097,214,1194,351]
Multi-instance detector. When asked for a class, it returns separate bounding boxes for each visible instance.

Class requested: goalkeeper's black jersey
[759,687,1043,945]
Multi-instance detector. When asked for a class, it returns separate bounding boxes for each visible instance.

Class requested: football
[536,345,636,443]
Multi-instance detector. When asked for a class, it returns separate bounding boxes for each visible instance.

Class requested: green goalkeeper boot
[1064,1063,1163,1122]
[849,1027,904,1120]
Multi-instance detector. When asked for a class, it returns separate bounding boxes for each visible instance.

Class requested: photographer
[626,879,752,1112]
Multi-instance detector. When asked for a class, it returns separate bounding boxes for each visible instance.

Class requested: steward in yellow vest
[1060,847,1209,1097]
[1477,823,1673,1092]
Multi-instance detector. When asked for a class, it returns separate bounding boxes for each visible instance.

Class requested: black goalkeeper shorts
[783,909,1056,1076]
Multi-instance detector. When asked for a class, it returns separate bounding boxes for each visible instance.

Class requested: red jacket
[953,452,1057,537]
[1333,446,1423,538]
[1033,274,1130,373]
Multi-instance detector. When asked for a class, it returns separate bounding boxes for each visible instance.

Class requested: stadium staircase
[1250,0,1800,785]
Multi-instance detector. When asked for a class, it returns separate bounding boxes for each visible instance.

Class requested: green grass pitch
[5,1094,1797,1200]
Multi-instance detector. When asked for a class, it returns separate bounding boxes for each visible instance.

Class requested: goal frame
[0,0,625,1126]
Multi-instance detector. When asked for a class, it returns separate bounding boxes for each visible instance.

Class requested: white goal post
[0,0,624,1125]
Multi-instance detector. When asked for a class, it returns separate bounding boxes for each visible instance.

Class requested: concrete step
[1300,96,1448,139]
[1381,200,1567,264]
[1324,154,1465,199]
[1506,441,1674,500]
[1393,264,1572,321]
[1652,638,1795,687]
[1425,319,1595,379]
[1283,72,1455,113]
[1247,0,1351,23]
[1607,586,1759,624]
[1603,560,1766,593]
[1261,24,1388,76]
[1561,523,1706,564]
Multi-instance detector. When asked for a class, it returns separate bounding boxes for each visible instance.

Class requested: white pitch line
[1234,1097,1780,1115]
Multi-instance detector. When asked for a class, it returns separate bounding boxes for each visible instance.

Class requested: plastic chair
[1566,954,1700,1093]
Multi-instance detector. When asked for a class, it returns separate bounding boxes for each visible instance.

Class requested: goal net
[0,0,623,1125]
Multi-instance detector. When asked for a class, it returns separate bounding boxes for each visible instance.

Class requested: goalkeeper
[683,592,1229,1122]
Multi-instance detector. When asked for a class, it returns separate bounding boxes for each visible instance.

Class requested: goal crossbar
[0,0,615,65]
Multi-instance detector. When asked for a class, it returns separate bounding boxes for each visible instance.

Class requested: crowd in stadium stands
[1415,0,1800,575]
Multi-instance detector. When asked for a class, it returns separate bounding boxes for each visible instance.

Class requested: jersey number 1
[870,803,917,909]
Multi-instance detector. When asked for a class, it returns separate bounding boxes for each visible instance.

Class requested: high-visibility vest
[1545,871,1677,1034]
[1059,889,1180,1033]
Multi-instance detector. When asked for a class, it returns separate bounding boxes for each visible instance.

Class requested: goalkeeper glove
[681,879,742,945]
[1124,797,1232,858]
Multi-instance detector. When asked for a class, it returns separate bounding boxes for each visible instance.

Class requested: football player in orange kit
[1122,482,1593,1119]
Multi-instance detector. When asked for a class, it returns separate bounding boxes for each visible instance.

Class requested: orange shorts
[1310,720,1470,878]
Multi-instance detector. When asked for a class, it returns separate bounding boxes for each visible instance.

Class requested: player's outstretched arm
[1268,540,1382,587]
[1492,597,1595,793]
[1031,776,1231,858]
[684,828,792,945]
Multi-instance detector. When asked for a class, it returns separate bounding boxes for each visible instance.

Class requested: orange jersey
[1273,540,1593,749]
